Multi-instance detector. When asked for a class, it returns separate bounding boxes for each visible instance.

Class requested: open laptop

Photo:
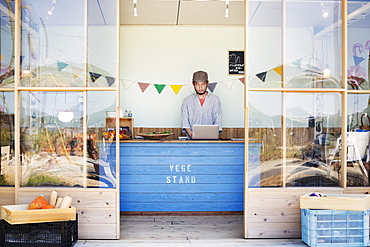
[192,125,219,140]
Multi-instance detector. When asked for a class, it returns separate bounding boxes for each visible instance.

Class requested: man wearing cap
[181,70,222,139]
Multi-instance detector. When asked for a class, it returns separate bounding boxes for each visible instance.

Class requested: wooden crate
[1,205,76,224]
[300,193,370,211]
[106,117,134,139]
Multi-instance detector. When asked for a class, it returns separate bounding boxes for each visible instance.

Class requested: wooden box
[1,205,76,224]
[105,117,134,139]
[300,193,370,211]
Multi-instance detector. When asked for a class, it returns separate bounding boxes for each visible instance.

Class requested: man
[181,70,222,139]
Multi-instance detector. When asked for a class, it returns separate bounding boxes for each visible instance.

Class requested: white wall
[120,26,244,128]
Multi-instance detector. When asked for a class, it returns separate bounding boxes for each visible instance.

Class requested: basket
[136,132,173,140]
[301,209,370,247]
[0,216,78,247]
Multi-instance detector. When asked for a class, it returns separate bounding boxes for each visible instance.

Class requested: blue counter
[98,140,261,212]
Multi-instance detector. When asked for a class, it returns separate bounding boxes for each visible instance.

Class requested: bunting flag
[223,80,233,90]
[256,71,267,82]
[170,85,182,94]
[122,79,134,90]
[354,55,365,67]
[292,58,302,69]
[20,56,24,65]
[105,76,115,87]
[273,66,283,76]
[239,77,244,84]
[57,61,68,71]
[138,82,150,92]
[89,72,102,83]
[208,82,217,92]
[154,84,166,94]
[0,55,4,62]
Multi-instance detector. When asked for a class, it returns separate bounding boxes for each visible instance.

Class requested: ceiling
[120,0,245,26]
[119,0,370,31]
[1,0,369,30]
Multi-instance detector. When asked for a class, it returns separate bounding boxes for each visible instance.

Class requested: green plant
[24,174,66,186]
[0,175,9,185]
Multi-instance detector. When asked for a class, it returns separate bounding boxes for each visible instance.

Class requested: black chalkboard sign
[228,50,244,75]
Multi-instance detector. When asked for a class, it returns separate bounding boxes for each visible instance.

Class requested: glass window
[20,91,84,187]
[248,0,342,89]
[87,0,117,87]
[347,94,370,186]
[286,0,341,89]
[248,1,282,88]
[0,92,14,185]
[347,1,370,90]
[248,92,342,187]
[87,91,116,188]
[20,0,84,87]
[0,0,15,88]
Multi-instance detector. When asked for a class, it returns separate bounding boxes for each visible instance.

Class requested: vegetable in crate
[28,195,49,210]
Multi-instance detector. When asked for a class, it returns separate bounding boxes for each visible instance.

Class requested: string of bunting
[0,58,300,91]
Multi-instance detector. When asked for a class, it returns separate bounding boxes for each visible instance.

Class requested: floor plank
[75,215,306,246]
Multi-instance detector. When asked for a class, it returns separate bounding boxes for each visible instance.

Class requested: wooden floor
[75,215,306,246]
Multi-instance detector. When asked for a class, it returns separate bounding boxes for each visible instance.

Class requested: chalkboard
[228,50,244,75]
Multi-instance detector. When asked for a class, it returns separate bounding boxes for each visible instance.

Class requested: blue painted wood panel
[118,142,251,212]
[98,141,261,212]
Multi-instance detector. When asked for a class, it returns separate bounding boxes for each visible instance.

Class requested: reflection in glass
[248,0,341,88]
[20,0,84,87]
[20,91,85,187]
[248,0,282,88]
[347,2,370,90]
[249,92,282,187]
[0,92,14,185]
[347,94,370,186]
[0,0,15,88]
[249,92,343,187]
[285,93,342,186]
[86,91,116,188]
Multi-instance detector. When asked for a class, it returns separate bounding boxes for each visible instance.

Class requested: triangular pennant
[105,76,115,87]
[273,66,283,76]
[170,85,182,94]
[20,56,24,65]
[256,71,267,82]
[0,55,3,62]
[207,82,217,92]
[223,80,233,90]
[239,77,244,84]
[57,61,68,71]
[292,58,302,69]
[154,84,166,94]
[354,55,365,67]
[89,72,101,82]
[122,80,134,90]
[138,82,150,93]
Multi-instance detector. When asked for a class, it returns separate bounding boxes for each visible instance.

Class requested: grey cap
[192,71,208,82]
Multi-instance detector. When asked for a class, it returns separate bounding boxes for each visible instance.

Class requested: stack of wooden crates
[300,193,370,247]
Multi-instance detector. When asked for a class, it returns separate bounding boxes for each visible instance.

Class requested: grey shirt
[181,92,222,132]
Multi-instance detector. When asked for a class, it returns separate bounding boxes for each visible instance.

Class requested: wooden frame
[0,0,121,240]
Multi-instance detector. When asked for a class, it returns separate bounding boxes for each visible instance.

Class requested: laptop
[192,125,219,140]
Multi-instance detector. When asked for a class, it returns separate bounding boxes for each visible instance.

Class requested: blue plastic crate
[301,208,370,247]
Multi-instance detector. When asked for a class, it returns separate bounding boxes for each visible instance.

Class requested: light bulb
[58,111,74,122]
[323,68,331,77]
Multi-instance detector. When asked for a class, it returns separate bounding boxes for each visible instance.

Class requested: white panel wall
[120,26,244,128]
